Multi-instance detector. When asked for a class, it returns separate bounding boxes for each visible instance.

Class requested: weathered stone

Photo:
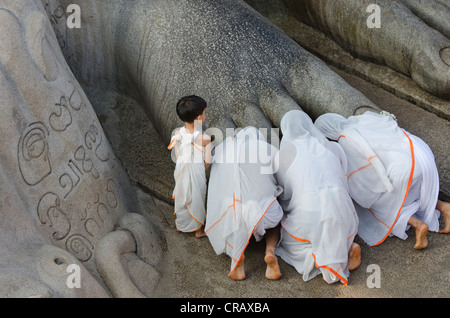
[248,0,450,99]
[245,0,450,200]
[0,0,163,297]
[47,0,379,144]
[1,0,449,298]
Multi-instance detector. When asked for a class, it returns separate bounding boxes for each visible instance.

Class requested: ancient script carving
[18,122,52,186]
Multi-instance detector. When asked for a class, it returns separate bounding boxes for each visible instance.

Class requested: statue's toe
[440,47,450,67]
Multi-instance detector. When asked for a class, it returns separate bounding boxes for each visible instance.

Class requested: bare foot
[413,222,429,249]
[348,243,361,271]
[264,251,282,280]
[408,216,429,249]
[437,200,450,233]
[228,256,245,280]
[195,226,206,238]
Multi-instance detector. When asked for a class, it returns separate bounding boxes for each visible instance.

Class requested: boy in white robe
[168,96,212,238]
[275,110,361,285]
[205,127,284,280]
[315,111,450,249]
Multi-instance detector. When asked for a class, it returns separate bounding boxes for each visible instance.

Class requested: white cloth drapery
[315,111,440,246]
[168,127,207,232]
[275,110,359,285]
[205,127,283,272]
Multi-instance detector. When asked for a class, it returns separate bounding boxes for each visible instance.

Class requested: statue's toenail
[440,47,450,67]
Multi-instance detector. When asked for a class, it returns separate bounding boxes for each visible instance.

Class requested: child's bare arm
[202,134,212,170]
[168,129,181,160]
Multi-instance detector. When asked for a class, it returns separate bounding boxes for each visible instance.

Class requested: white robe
[205,127,283,272]
[315,111,440,246]
[168,127,207,232]
[275,110,359,285]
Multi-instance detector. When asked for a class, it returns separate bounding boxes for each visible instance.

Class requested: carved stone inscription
[17,86,119,263]
[18,122,52,186]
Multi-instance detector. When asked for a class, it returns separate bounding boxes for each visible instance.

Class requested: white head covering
[279,110,349,183]
[205,126,283,272]
[314,113,346,141]
[281,110,329,145]
[315,112,423,246]
[315,112,394,194]
[275,110,358,285]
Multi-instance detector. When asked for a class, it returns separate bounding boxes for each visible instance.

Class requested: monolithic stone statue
[0,0,448,297]
[248,0,450,100]
[43,0,381,144]
[0,0,162,297]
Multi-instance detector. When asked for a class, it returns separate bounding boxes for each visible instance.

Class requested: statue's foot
[362,0,450,99]
[274,0,450,99]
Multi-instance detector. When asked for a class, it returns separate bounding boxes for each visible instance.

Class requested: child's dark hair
[176,95,207,123]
